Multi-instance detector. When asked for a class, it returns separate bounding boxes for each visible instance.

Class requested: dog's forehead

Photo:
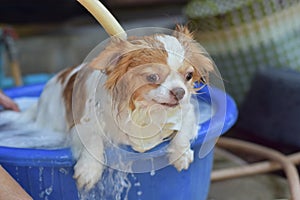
[155,35,185,71]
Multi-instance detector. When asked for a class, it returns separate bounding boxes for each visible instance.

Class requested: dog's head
[90,25,214,114]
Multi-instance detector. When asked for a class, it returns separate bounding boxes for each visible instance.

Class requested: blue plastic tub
[0,84,238,200]
[0,74,53,89]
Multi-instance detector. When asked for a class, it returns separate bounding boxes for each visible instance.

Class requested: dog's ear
[173,24,194,39]
[174,24,215,85]
[189,49,214,86]
[89,38,132,74]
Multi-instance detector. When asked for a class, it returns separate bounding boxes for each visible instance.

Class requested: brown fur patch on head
[88,36,171,115]
[89,38,132,73]
[88,30,211,115]
[105,46,168,91]
[126,63,171,110]
[173,24,215,88]
[111,62,170,115]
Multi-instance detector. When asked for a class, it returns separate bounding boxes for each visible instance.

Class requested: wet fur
[23,25,214,190]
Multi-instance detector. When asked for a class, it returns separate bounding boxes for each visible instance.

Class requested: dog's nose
[171,87,185,100]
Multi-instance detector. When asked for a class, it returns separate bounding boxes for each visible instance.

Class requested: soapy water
[78,168,148,200]
[79,168,131,200]
[0,97,67,149]
[78,144,136,200]
[78,152,161,200]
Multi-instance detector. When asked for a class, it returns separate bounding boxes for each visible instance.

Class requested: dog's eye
[147,74,159,83]
[185,72,193,81]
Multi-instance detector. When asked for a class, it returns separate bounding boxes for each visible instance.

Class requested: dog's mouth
[150,99,180,108]
[160,102,179,107]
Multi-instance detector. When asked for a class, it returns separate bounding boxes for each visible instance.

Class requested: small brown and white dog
[23,25,214,190]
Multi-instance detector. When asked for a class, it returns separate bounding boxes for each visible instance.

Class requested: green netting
[186,0,300,103]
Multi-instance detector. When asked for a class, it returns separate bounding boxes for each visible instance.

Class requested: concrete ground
[209,148,290,200]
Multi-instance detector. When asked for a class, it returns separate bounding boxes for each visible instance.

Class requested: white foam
[0,97,67,149]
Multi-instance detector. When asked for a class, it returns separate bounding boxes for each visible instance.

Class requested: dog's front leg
[71,123,105,191]
[168,105,198,171]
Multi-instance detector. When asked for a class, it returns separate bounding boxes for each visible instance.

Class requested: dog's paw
[170,148,194,171]
[73,159,104,191]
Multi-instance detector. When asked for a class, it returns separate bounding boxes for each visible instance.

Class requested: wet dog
[22,25,214,190]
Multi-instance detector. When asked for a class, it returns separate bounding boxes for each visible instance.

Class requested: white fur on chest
[115,102,185,152]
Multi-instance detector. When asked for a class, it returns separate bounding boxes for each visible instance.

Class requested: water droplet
[137,191,143,196]
[45,187,53,195]
[131,173,137,180]
[82,117,90,123]
[150,157,156,176]
[150,170,156,176]
[38,167,44,182]
[15,166,19,177]
[59,168,69,175]
[95,101,101,108]
[39,191,45,198]
[134,182,141,187]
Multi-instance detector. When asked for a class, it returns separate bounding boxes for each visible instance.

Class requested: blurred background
[0,0,187,88]
[1,0,300,199]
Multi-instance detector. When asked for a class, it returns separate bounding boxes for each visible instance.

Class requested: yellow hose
[77,0,126,39]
